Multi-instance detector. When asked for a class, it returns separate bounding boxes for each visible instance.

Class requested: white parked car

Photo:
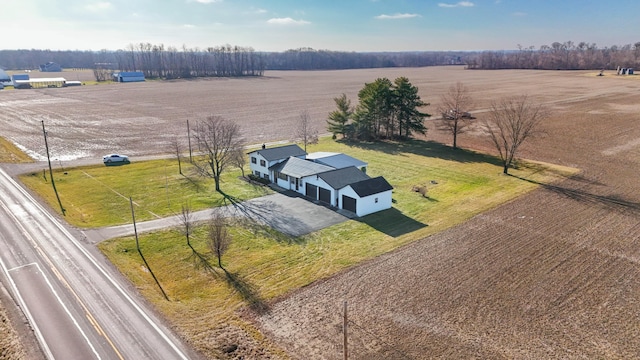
[103,154,130,164]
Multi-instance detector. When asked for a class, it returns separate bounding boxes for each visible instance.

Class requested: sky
[3,0,639,52]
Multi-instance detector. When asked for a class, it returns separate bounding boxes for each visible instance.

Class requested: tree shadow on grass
[357,207,427,238]
[217,190,303,243]
[337,138,504,166]
[223,269,269,314]
[186,246,218,274]
[511,175,640,215]
[183,246,269,314]
[178,173,206,193]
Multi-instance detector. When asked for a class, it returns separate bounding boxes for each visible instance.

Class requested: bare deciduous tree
[437,82,474,149]
[483,95,548,174]
[192,115,243,192]
[231,147,246,178]
[208,212,231,269]
[171,136,183,175]
[294,110,318,152]
[180,203,194,250]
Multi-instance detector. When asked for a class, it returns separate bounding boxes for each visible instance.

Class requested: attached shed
[306,152,368,172]
[113,71,145,82]
[340,177,393,217]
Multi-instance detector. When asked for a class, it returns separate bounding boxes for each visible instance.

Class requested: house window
[278,172,288,181]
[260,159,266,167]
[375,197,378,203]
[254,170,261,177]
[263,173,270,180]
[251,157,257,164]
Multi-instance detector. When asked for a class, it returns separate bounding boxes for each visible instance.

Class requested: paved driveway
[83,191,350,243]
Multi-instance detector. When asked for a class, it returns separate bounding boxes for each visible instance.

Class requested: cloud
[438,1,475,8]
[375,13,421,20]
[183,24,195,28]
[267,17,310,25]
[84,2,112,12]
[512,12,527,17]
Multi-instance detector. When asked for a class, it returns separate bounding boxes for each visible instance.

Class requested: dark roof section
[317,166,370,190]
[349,176,393,197]
[248,144,306,162]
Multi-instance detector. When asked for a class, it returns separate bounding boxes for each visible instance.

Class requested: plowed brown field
[1,67,640,359]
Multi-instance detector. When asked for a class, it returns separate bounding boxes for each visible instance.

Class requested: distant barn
[11,74,29,88]
[39,62,62,72]
[0,68,10,85]
[14,77,67,89]
[113,71,145,83]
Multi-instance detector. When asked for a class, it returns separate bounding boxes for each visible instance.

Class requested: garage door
[318,187,331,204]
[305,183,318,200]
[342,195,356,213]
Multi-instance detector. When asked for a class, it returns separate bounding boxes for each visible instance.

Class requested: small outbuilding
[0,68,10,85]
[39,62,62,72]
[11,74,30,88]
[113,71,145,83]
[14,77,67,89]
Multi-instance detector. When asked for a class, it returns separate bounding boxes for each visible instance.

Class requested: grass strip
[0,137,33,163]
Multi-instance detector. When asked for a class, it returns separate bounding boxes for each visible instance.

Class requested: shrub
[248,174,270,185]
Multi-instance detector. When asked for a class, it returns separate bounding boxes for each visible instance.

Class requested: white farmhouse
[247,144,393,217]
[248,144,307,181]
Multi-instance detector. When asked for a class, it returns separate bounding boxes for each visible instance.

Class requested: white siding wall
[339,187,392,217]
[249,154,270,179]
[275,175,290,189]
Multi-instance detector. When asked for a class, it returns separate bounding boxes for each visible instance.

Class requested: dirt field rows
[256,76,640,358]
[1,67,640,358]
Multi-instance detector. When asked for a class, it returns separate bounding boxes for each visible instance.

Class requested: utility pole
[343,300,348,360]
[41,121,65,216]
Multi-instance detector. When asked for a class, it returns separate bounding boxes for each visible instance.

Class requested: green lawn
[91,138,578,358]
[0,137,33,163]
[20,158,271,227]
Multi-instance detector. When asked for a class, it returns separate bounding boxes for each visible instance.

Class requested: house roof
[306,152,368,169]
[271,156,334,178]
[349,176,393,197]
[317,166,370,190]
[249,144,306,162]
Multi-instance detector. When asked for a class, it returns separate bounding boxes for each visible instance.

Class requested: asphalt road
[0,166,199,360]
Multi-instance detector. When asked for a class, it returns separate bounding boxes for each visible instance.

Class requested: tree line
[0,47,468,75]
[264,48,467,70]
[114,43,265,79]
[470,41,640,70]
[4,40,639,76]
